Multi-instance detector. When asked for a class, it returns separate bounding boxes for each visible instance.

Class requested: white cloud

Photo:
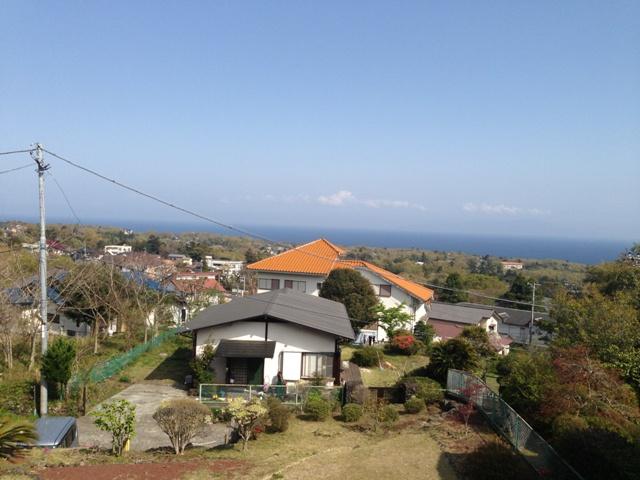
[463,202,549,216]
[318,190,427,211]
[318,190,355,206]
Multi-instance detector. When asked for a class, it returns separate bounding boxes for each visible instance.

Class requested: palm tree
[0,418,38,459]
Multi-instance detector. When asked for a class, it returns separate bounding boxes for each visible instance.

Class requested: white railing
[198,383,342,406]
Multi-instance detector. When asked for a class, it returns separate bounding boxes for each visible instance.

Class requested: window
[284,280,306,292]
[372,284,391,297]
[301,353,334,378]
[258,278,281,290]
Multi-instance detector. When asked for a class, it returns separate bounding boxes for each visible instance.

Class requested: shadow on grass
[144,346,192,387]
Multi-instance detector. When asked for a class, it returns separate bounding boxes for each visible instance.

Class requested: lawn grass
[342,346,430,387]
[7,414,458,480]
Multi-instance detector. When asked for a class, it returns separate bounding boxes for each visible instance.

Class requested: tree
[225,398,267,451]
[319,269,378,331]
[413,320,435,350]
[428,338,479,381]
[0,418,37,459]
[144,235,162,254]
[498,273,532,306]
[459,326,495,358]
[0,292,19,369]
[374,303,412,338]
[190,344,215,383]
[495,351,554,419]
[91,399,137,456]
[41,336,76,399]
[60,263,129,353]
[244,248,266,264]
[438,273,469,303]
[540,347,640,434]
[153,399,212,454]
[552,287,640,391]
[457,383,482,434]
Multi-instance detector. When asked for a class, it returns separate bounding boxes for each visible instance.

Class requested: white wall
[479,315,499,334]
[195,321,336,383]
[355,268,427,341]
[255,273,325,295]
[254,268,428,342]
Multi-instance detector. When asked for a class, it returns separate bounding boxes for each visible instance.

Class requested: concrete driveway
[77,383,229,451]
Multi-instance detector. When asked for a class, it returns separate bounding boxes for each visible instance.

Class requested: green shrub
[190,344,215,384]
[398,376,443,404]
[153,398,212,455]
[303,396,332,421]
[351,346,383,367]
[41,337,76,399]
[375,404,399,424]
[118,375,131,383]
[91,399,137,456]
[342,403,363,422]
[404,396,425,414]
[266,397,290,432]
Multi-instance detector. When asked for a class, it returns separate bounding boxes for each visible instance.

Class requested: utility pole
[32,144,50,416]
[529,282,538,346]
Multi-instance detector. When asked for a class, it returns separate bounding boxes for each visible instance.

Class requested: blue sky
[1,1,638,241]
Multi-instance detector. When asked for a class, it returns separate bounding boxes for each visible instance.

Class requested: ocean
[8,216,631,264]
[111,220,630,265]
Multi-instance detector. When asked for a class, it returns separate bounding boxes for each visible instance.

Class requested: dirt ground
[38,460,246,480]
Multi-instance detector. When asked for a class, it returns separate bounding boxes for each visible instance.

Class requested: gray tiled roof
[428,302,497,325]
[457,302,549,327]
[185,288,355,339]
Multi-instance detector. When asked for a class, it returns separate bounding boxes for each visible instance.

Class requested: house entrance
[227,358,264,385]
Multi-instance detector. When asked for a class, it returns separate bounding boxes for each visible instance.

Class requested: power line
[47,171,82,226]
[43,148,276,244]
[37,147,570,309]
[0,164,32,175]
[422,281,535,307]
[0,149,33,156]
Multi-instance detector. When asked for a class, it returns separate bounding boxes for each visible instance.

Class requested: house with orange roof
[246,239,434,341]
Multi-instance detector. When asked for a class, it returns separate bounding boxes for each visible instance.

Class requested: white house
[426,302,512,355]
[104,244,132,255]
[204,257,245,275]
[500,260,524,271]
[184,289,355,386]
[246,239,434,341]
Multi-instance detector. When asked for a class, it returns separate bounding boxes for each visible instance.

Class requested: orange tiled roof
[247,239,434,303]
[340,259,434,303]
[246,238,344,275]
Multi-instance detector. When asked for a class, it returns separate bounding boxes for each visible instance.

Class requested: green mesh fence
[70,328,180,390]
[447,369,584,480]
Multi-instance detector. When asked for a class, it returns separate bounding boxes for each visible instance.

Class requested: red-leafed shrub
[389,334,423,355]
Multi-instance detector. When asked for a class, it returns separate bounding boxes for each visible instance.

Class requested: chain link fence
[447,369,584,479]
[69,328,180,391]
